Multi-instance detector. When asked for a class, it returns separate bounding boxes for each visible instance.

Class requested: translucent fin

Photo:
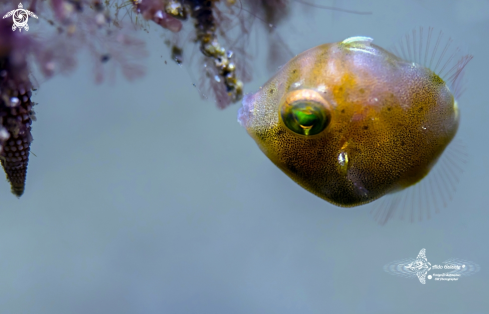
[370,138,467,225]
[390,27,473,100]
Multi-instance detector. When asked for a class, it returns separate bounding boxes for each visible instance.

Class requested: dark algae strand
[186,0,215,49]
[0,15,35,197]
[134,0,244,107]
[0,58,34,197]
[184,0,243,106]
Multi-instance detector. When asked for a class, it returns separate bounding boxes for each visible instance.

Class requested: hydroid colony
[0,0,323,196]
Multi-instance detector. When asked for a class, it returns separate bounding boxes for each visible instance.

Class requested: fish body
[238,36,459,207]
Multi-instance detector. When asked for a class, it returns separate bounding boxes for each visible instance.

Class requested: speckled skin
[238,37,458,207]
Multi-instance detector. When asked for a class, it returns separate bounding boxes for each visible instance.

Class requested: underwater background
[1,0,488,313]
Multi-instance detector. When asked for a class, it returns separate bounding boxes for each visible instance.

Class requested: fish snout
[237,93,256,129]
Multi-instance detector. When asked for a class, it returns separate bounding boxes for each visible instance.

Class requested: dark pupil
[281,101,329,136]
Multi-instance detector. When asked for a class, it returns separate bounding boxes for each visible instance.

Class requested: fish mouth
[237,93,255,128]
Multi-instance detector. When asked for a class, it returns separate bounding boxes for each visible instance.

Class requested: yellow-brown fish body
[238,36,458,207]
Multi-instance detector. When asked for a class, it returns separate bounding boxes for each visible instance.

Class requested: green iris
[281,101,330,136]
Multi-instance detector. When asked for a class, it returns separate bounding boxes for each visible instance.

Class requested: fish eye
[280,90,331,136]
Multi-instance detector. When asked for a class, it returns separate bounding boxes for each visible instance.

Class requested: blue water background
[0,0,488,313]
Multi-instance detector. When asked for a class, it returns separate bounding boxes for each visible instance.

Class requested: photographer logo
[2,3,38,32]
[384,248,479,284]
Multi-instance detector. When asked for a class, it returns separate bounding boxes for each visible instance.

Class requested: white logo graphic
[2,3,38,32]
[384,248,480,284]
[404,248,432,284]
